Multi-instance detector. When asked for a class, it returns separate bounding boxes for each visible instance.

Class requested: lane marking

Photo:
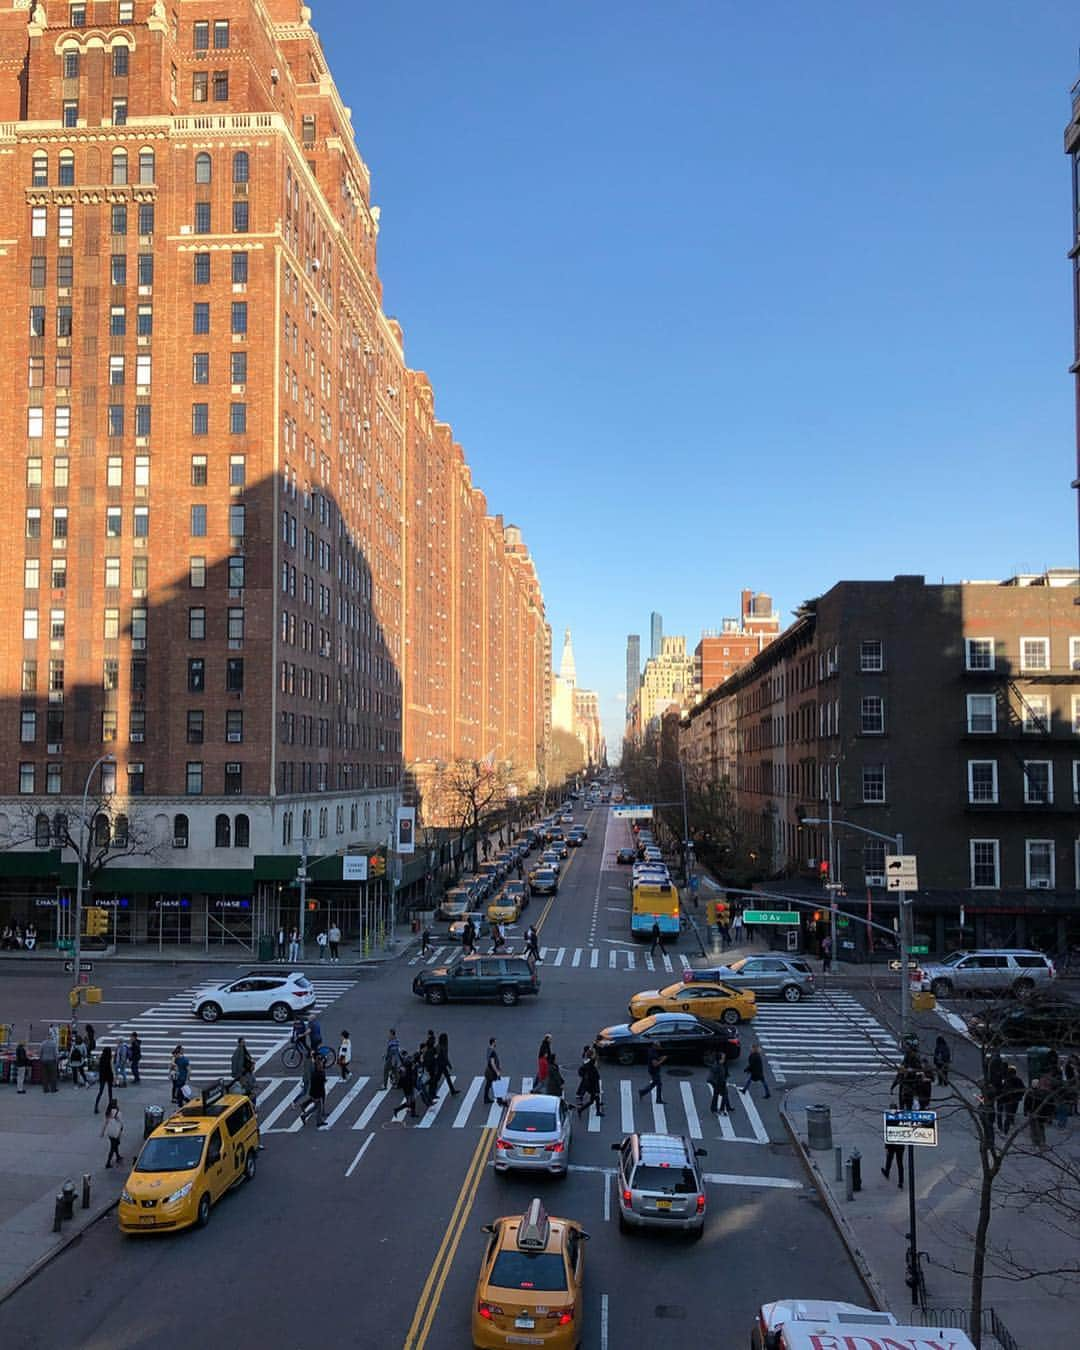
[680,1080,702,1139]
[453,1075,484,1128]
[417,1087,450,1129]
[353,1086,390,1130]
[702,1172,802,1190]
[260,1080,302,1131]
[601,1292,609,1350]
[345,1131,374,1178]
[620,1080,634,1134]
[651,1097,668,1133]
[326,1074,370,1128]
[603,1172,611,1222]
[740,1090,771,1145]
[591,950,599,968]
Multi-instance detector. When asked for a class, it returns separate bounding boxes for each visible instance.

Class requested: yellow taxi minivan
[119,1081,259,1234]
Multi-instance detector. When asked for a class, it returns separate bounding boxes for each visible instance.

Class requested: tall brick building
[0,0,545,944]
[693,590,780,697]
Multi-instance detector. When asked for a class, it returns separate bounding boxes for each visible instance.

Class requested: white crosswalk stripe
[407,943,692,971]
[104,979,356,1083]
[753,991,898,1083]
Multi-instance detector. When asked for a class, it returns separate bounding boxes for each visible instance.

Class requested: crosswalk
[104,979,356,1084]
[409,945,694,974]
[252,1071,772,1145]
[754,990,899,1083]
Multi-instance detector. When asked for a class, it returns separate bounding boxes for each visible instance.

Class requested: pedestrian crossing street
[253,1070,773,1146]
[104,979,356,1084]
[754,990,899,1083]
[409,945,695,974]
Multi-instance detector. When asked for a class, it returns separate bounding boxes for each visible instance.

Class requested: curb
[779,1090,890,1313]
[0,1194,118,1308]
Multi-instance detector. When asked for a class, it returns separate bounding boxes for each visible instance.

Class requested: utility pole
[72,753,114,1018]
[896,830,911,1050]
[825,759,837,975]
[297,834,309,956]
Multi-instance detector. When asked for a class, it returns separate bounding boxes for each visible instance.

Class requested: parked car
[967,999,1080,1047]
[687,955,816,1003]
[616,848,636,865]
[412,954,540,1006]
[594,1013,740,1067]
[919,950,1057,1000]
[611,1132,708,1238]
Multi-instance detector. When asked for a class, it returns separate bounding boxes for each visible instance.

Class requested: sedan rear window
[631,1164,697,1194]
[506,1107,557,1133]
[490,1252,568,1292]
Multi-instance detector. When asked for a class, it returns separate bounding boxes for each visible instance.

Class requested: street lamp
[73,752,116,1016]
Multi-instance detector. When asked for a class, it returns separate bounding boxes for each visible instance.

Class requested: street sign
[910,944,929,956]
[613,805,653,819]
[888,959,922,971]
[343,855,369,882]
[743,909,800,925]
[64,960,94,974]
[57,939,73,952]
[883,1110,938,1147]
[885,855,918,891]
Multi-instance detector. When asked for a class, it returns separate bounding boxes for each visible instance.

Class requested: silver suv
[611,1132,708,1239]
[920,950,1056,1000]
[687,955,816,1003]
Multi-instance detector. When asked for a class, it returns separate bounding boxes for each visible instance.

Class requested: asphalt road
[2,807,869,1349]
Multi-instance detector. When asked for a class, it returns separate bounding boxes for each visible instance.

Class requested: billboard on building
[396,806,416,855]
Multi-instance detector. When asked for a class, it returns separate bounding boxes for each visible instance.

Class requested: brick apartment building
[0,0,545,946]
[682,573,1080,957]
[693,590,780,697]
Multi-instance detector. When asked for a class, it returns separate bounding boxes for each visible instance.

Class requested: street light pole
[297,834,309,957]
[73,753,115,1017]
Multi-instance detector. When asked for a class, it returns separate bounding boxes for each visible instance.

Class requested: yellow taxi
[473,1198,588,1348]
[627,980,756,1025]
[118,1081,259,1234]
[487,894,522,924]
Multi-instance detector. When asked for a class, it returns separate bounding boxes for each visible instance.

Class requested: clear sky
[316,0,1079,759]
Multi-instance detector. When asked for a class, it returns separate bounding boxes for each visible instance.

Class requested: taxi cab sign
[517,1198,550,1250]
[883,1109,938,1146]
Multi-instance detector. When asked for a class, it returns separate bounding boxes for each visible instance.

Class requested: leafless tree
[5,796,161,890]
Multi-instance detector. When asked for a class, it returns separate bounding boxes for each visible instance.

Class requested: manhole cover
[655,1306,687,1320]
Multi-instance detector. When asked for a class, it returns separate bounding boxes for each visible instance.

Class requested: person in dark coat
[891,1063,916,1110]
[998,1065,1025,1135]
[544,1051,565,1099]
[881,1142,905,1188]
[128,1032,142,1085]
[913,1061,933,1111]
[391,1053,419,1120]
[932,1035,951,1087]
[93,1045,115,1114]
[432,1032,460,1097]
[740,1043,770,1099]
[482,1038,502,1106]
[707,1056,732,1114]
[14,1042,30,1094]
[576,1047,602,1118]
[649,920,666,958]
[638,1043,667,1105]
[1024,1075,1053,1148]
[985,1050,1007,1128]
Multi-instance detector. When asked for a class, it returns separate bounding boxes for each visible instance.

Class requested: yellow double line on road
[402,1125,496,1349]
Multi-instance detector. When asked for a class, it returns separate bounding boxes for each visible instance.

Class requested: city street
[1,808,869,1348]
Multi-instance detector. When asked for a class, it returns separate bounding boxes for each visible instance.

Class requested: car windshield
[136,1135,205,1172]
[506,1107,557,1133]
[632,1164,697,1194]
[490,1251,568,1292]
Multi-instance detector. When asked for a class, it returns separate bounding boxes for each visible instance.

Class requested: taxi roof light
[517,1198,550,1251]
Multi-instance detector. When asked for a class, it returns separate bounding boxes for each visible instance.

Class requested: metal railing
[914,1306,1020,1350]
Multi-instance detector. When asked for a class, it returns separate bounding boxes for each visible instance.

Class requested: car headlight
[120,1188,134,1204]
[165,1181,193,1205]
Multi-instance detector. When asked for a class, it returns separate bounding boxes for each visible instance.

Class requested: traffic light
[85,907,109,936]
[369,854,386,879]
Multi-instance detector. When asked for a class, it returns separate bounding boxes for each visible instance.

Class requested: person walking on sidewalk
[914,1061,934,1111]
[731,910,744,944]
[707,1056,732,1115]
[128,1032,142,1085]
[39,1035,58,1094]
[483,1038,502,1106]
[821,935,832,975]
[999,1064,1024,1134]
[933,1035,951,1087]
[649,920,666,959]
[338,1031,352,1081]
[740,1043,770,1099]
[102,1102,124,1168]
[890,1062,916,1111]
[170,1045,190,1107]
[94,1045,116,1114]
[114,1037,129,1088]
[328,922,341,964]
[1025,1075,1053,1148]
[14,1042,30,1094]
[881,1141,905,1188]
[432,1032,460,1097]
[69,1034,88,1088]
[639,1043,667,1105]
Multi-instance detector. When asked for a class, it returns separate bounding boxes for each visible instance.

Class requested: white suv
[920,950,1056,1000]
[192,971,316,1023]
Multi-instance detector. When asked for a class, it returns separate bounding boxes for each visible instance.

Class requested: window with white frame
[967,693,996,733]
[1023,761,1053,804]
[970,839,1000,888]
[1070,637,1080,672]
[862,764,886,803]
[1073,695,1080,735]
[968,760,998,804]
[860,696,885,734]
[965,637,995,671]
[1022,693,1050,735]
[1025,839,1054,888]
[859,639,884,672]
[1020,637,1050,672]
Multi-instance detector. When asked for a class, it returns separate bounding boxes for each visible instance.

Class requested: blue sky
[317,1,1079,758]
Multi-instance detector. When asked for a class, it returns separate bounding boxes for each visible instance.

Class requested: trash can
[143,1104,164,1139]
[257,934,275,963]
[806,1103,833,1151]
[1027,1046,1054,1081]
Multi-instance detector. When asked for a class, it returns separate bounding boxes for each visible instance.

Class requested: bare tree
[427,759,512,874]
[7,796,160,890]
[547,728,585,789]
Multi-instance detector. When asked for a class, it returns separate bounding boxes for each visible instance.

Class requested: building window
[195,152,212,185]
[130,603,147,646]
[138,149,155,185]
[112,45,129,77]
[110,305,126,336]
[189,555,206,588]
[24,558,39,590]
[110,253,127,286]
[230,351,247,385]
[224,763,242,795]
[29,258,46,290]
[188,658,205,692]
[136,304,153,337]
[1020,637,1050,672]
[103,608,119,639]
[1023,761,1053,805]
[133,507,149,539]
[215,813,231,846]
[191,403,209,436]
[22,660,37,693]
[49,607,65,640]
[212,70,229,101]
[29,305,45,337]
[858,639,883,672]
[109,354,125,385]
[186,762,203,795]
[193,252,211,285]
[226,709,243,743]
[231,252,248,284]
[967,760,998,804]
[190,455,208,487]
[232,200,249,232]
[32,153,48,186]
[232,150,249,184]
[213,19,230,48]
[111,204,127,235]
[190,504,207,536]
[229,403,247,435]
[47,765,62,795]
[25,507,41,538]
[1022,694,1050,735]
[192,71,208,102]
[1073,695,1080,736]
[234,814,250,848]
[52,507,68,539]
[188,606,206,640]
[119,2,134,23]
[1025,839,1055,889]
[862,764,886,803]
[137,253,153,285]
[193,19,209,49]
[106,456,123,488]
[970,839,1000,889]
[228,555,245,589]
[58,152,75,186]
[54,457,70,489]
[231,301,247,334]
[20,710,36,743]
[112,149,128,185]
[134,454,150,487]
[302,115,316,147]
[193,352,210,384]
[63,101,79,128]
[63,49,80,79]
[31,206,47,238]
[229,453,246,486]
[227,607,244,642]
[186,709,204,744]
[112,99,128,126]
[106,404,124,437]
[226,658,244,692]
[229,504,245,538]
[966,693,997,734]
[193,302,210,334]
[173,813,189,848]
[22,607,38,639]
[19,764,35,795]
[57,305,72,337]
[102,710,117,742]
[26,457,42,487]
[58,206,74,243]
[860,696,884,735]
[194,202,211,234]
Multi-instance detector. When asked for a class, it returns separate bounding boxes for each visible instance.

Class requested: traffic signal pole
[72,753,114,1020]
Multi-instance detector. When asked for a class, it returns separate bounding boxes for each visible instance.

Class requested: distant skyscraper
[625,635,641,717]
[650,612,663,660]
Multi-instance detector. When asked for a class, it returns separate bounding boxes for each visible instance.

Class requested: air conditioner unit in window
[227,731,242,743]
[173,838,188,849]
[864,874,886,888]
[130,732,144,743]
[47,743,61,755]
[1031,878,1052,889]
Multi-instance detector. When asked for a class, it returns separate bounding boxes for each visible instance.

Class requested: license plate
[521,1147,537,1156]
[515,1317,536,1329]
[655,1199,672,1210]
[140,1216,155,1225]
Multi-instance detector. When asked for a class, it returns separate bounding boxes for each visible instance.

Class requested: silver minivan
[612,1132,708,1239]
[920,950,1056,999]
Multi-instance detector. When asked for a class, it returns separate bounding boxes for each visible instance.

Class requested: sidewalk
[782,1079,1079,1345]
[0,1073,166,1304]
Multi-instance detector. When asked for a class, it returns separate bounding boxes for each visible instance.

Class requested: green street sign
[57,939,74,951]
[743,909,799,925]
[910,944,929,955]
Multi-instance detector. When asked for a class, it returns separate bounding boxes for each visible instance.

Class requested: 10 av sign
[742,909,799,925]
[64,960,93,974]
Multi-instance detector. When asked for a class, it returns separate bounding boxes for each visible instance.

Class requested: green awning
[92,868,254,896]
[0,850,63,878]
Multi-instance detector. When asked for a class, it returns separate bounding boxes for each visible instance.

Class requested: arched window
[58,151,75,187]
[194,152,212,184]
[111,149,128,185]
[234,813,250,848]
[138,149,155,185]
[35,812,50,848]
[301,808,311,838]
[93,813,111,848]
[32,153,48,187]
[52,811,68,844]
[113,813,129,848]
[173,813,189,848]
[215,813,231,848]
[232,150,249,184]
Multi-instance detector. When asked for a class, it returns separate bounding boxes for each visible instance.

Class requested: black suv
[412,954,540,1006]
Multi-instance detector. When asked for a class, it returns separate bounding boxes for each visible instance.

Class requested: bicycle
[905,1234,929,1313]
[280,1041,337,1072]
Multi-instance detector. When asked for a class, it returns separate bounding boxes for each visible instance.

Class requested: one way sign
[886,855,918,891]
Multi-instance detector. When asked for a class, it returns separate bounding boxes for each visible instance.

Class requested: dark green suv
[412,954,540,1006]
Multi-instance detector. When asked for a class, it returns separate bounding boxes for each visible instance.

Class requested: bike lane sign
[883,1109,937,1146]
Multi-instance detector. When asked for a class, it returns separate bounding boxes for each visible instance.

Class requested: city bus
[631,881,680,942]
